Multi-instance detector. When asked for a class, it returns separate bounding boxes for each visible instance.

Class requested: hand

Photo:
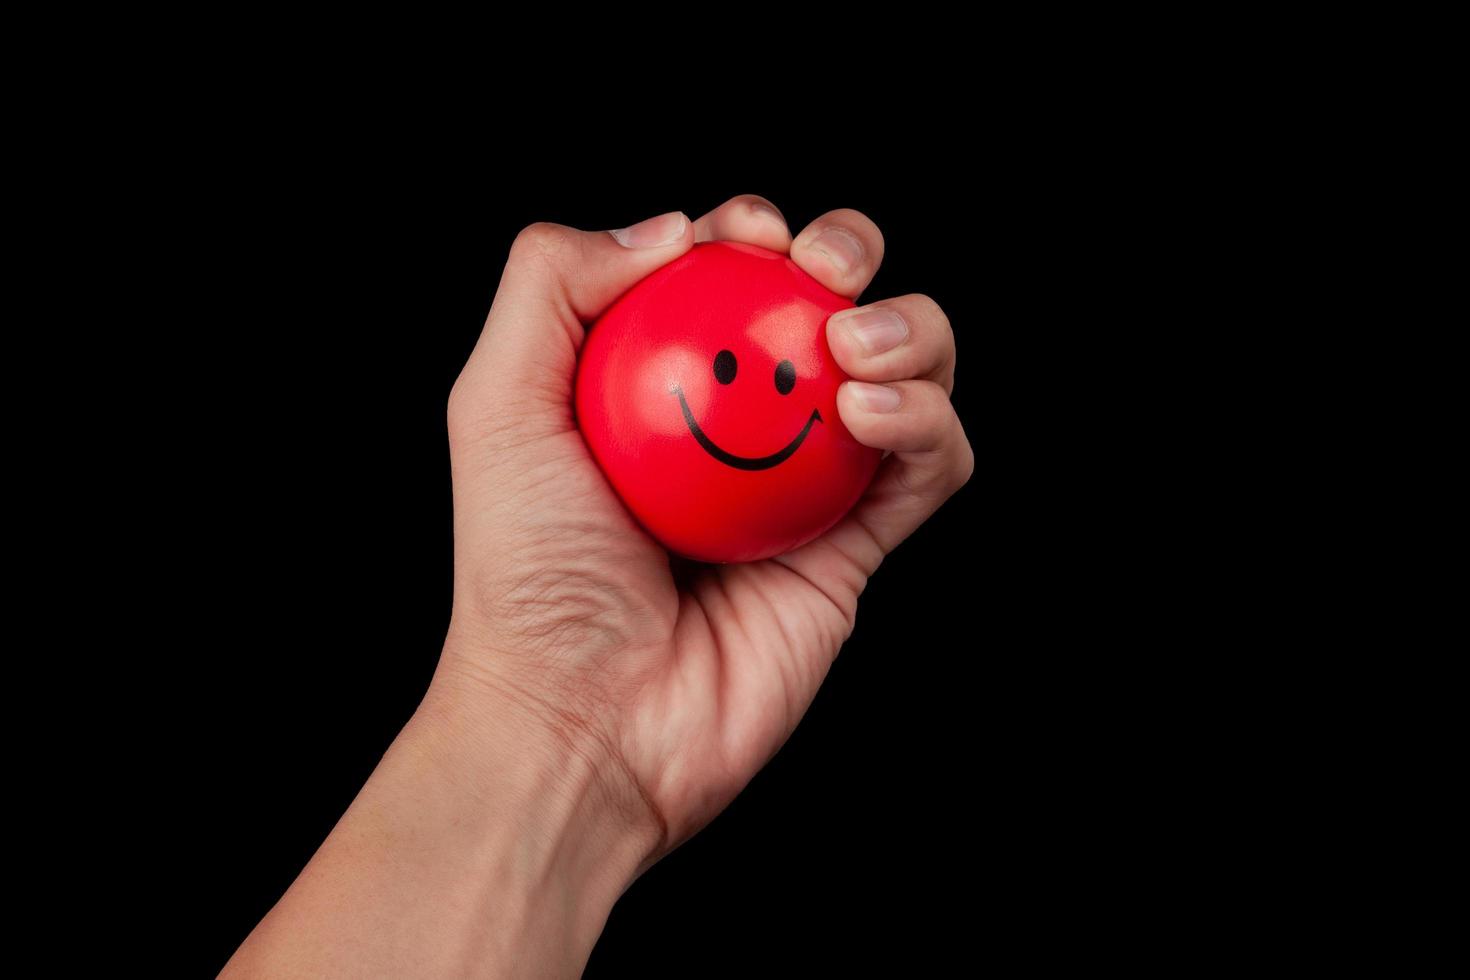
[220,195,972,979]
[437,195,973,865]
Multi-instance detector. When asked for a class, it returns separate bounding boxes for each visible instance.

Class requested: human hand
[220,196,972,978]
[433,194,973,872]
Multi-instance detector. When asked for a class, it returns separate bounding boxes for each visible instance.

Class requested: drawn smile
[672,385,822,471]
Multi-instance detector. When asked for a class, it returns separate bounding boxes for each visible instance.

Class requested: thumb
[451,211,692,436]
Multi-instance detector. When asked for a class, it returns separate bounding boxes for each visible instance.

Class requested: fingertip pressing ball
[575,240,884,564]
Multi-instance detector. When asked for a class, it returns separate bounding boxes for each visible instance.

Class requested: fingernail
[834,307,909,356]
[610,211,687,248]
[809,226,864,274]
[845,381,903,413]
[749,201,786,225]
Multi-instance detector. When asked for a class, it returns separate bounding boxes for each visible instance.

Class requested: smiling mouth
[672,385,822,471]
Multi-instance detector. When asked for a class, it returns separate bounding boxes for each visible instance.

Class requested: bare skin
[220,196,974,978]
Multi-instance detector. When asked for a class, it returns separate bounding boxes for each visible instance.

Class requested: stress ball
[575,240,883,563]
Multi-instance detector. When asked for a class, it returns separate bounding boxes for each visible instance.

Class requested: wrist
[221,648,663,980]
[410,645,666,942]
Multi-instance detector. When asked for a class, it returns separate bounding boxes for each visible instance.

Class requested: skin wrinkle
[819,515,888,583]
[892,448,948,497]
[709,567,803,733]
[854,520,895,559]
[487,562,641,655]
[510,224,577,286]
[681,579,738,768]
[441,656,669,871]
[643,605,723,858]
[821,533,878,606]
[696,598,728,759]
[507,444,606,499]
[746,574,807,724]
[794,533,870,620]
[771,571,835,712]
[696,570,746,717]
[769,552,855,648]
[734,567,805,691]
[467,518,674,710]
[449,407,561,457]
[666,589,717,717]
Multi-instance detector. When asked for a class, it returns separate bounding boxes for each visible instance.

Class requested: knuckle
[447,372,469,408]
[899,294,955,362]
[909,378,950,407]
[509,221,574,265]
[446,375,477,435]
[955,439,977,489]
[904,293,951,334]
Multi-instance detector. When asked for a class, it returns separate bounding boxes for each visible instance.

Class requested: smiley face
[672,349,823,471]
[575,240,882,563]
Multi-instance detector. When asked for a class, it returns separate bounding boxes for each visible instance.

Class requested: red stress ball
[575,240,883,564]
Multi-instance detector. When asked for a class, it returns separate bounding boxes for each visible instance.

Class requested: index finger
[691,194,792,252]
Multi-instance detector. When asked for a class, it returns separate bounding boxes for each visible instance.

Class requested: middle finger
[790,207,886,299]
[825,293,956,396]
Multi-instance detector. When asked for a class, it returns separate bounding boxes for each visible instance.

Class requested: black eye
[713,349,737,385]
[774,359,796,395]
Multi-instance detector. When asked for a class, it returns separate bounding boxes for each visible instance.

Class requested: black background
[171,152,1235,974]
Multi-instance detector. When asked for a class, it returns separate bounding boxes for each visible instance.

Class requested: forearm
[220,659,660,979]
